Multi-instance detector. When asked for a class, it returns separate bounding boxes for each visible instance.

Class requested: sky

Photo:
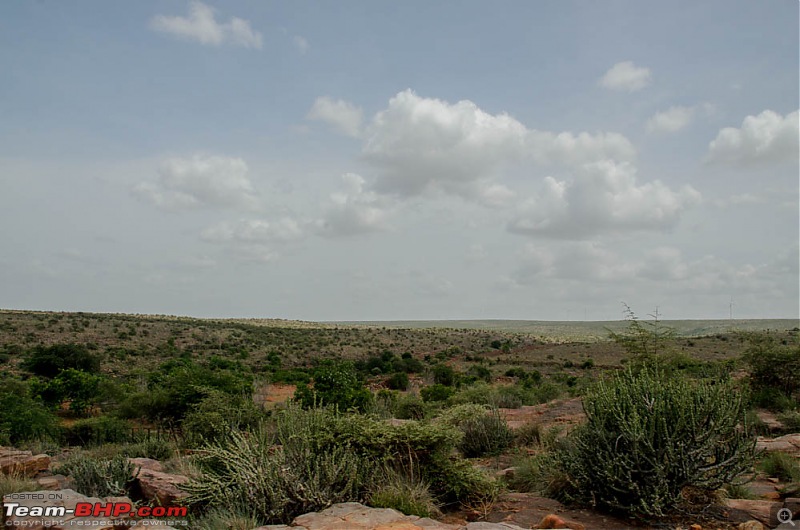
[0,1,798,321]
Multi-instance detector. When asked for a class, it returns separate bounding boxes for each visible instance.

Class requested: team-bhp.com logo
[3,500,188,526]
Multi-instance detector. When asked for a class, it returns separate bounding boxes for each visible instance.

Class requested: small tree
[608,304,675,363]
[23,343,101,378]
[295,361,372,412]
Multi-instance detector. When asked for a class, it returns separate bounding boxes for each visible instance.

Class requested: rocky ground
[3,437,799,530]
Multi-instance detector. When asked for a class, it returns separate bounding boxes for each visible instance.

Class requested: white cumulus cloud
[647,106,695,133]
[707,109,799,165]
[599,61,652,92]
[363,90,528,198]
[133,155,259,211]
[307,97,363,138]
[150,2,262,49]
[361,90,635,202]
[315,173,392,237]
[508,160,701,239]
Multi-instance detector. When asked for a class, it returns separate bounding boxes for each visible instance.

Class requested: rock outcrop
[756,433,800,455]
[0,447,51,477]
[251,503,545,530]
[131,467,189,506]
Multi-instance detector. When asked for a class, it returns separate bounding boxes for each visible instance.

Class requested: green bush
[387,372,410,391]
[457,408,513,458]
[122,438,176,461]
[608,305,676,362]
[369,468,440,518]
[466,365,492,383]
[558,365,757,518]
[395,394,426,420]
[427,457,499,507]
[31,368,103,416]
[759,452,800,482]
[61,416,133,446]
[513,421,542,447]
[23,343,101,377]
[420,384,454,402]
[294,361,372,412]
[507,452,567,496]
[744,333,800,398]
[56,454,137,498]
[186,404,498,521]
[181,389,262,446]
[0,378,59,445]
[185,420,371,524]
[118,359,254,423]
[778,410,800,432]
[433,365,458,387]
[751,386,797,412]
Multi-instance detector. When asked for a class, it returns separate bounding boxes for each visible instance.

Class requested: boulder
[132,468,189,506]
[36,474,69,490]
[784,497,800,513]
[0,447,51,477]
[737,522,766,530]
[756,434,800,455]
[724,499,781,525]
[264,502,554,530]
[128,457,164,473]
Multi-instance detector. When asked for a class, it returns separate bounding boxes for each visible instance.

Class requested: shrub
[427,457,499,507]
[507,452,567,496]
[722,483,755,500]
[529,382,562,404]
[457,408,513,458]
[491,386,526,408]
[751,386,797,412]
[432,364,457,387]
[0,470,40,499]
[395,394,426,420]
[759,452,800,482]
[466,365,492,383]
[744,333,800,398]
[186,404,497,520]
[61,416,132,446]
[778,410,800,432]
[387,372,410,391]
[122,438,176,461]
[185,424,371,524]
[369,468,440,518]
[31,368,103,416]
[181,389,262,446]
[558,365,757,518]
[56,454,137,498]
[513,421,542,447]
[608,305,676,363]
[420,384,454,402]
[295,361,372,412]
[23,343,101,377]
[435,404,488,427]
[0,378,59,445]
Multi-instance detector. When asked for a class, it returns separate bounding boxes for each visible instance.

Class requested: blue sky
[1,1,797,321]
